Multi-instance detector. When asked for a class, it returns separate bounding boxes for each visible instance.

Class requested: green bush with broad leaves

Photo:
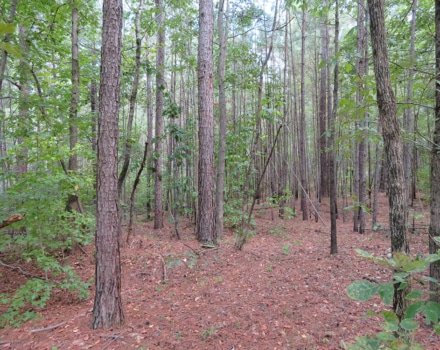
[346,249,440,349]
[0,169,94,327]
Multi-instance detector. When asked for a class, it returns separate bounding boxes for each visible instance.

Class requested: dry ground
[1,194,439,349]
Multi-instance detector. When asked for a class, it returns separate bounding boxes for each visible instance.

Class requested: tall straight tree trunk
[318,2,329,199]
[372,123,382,228]
[90,78,98,189]
[330,0,339,255]
[118,0,144,196]
[196,0,216,245]
[353,0,367,233]
[429,0,440,304]
[16,25,29,176]
[66,0,83,213]
[69,0,79,174]
[145,67,154,218]
[367,0,409,320]
[404,0,417,203]
[92,0,124,329]
[299,3,308,220]
[215,0,228,238]
[279,10,289,217]
[154,0,165,229]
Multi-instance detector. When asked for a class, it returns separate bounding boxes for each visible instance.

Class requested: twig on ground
[100,331,126,350]
[30,321,66,333]
[0,340,24,345]
[180,241,200,256]
[198,247,219,254]
[0,260,41,279]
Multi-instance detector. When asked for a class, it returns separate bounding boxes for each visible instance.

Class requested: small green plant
[166,251,199,270]
[268,225,286,236]
[347,249,440,349]
[184,251,199,269]
[200,326,217,340]
[281,243,291,255]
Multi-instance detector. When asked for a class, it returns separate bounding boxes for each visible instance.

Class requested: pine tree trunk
[154,0,165,229]
[404,0,417,203]
[215,0,228,239]
[196,0,216,245]
[17,26,29,176]
[92,0,124,329]
[429,0,440,304]
[318,3,329,199]
[66,0,83,213]
[299,4,308,220]
[330,0,339,255]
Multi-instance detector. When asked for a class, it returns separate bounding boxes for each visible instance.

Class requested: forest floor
[1,193,439,350]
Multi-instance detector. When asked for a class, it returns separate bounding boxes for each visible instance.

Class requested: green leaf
[424,301,440,325]
[382,310,399,323]
[403,260,427,273]
[354,249,374,259]
[0,22,15,36]
[377,283,394,305]
[380,321,399,332]
[405,301,425,319]
[347,281,378,301]
[376,331,396,342]
[399,318,419,331]
[393,272,409,284]
[405,289,423,300]
[393,252,410,268]
[0,42,21,58]
[423,254,440,264]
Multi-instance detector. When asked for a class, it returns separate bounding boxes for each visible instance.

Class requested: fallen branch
[30,321,66,333]
[0,260,41,279]
[101,331,126,350]
[0,214,24,229]
[0,340,24,345]
[180,241,200,256]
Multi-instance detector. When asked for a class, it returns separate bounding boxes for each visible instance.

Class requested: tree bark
[66,0,83,214]
[299,3,308,220]
[154,0,165,230]
[430,0,440,304]
[215,0,229,239]
[92,0,124,329]
[196,0,216,245]
[16,25,29,176]
[404,0,417,203]
[154,0,165,229]
[330,0,339,255]
[367,0,409,320]
[318,1,329,199]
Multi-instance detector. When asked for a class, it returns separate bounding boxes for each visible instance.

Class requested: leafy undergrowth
[1,196,439,349]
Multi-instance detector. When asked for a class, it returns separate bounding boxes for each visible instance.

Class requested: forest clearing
[1,194,438,350]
